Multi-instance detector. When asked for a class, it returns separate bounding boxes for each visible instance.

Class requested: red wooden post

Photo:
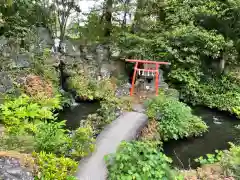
[130,62,139,96]
[155,64,159,96]
[125,59,170,96]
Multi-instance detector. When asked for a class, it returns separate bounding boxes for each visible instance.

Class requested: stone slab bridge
[76,107,148,180]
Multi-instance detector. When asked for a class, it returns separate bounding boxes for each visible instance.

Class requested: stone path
[76,110,148,180]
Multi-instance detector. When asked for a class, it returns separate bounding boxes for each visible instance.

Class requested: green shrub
[180,75,240,117]
[34,121,95,159]
[146,94,208,141]
[33,151,78,180]
[68,125,95,159]
[0,134,35,152]
[69,75,117,100]
[70,75,131,133]
[105,141,178,180]
[221,143,240,178]
[0,94,61,135]
[34,120,70,154]
[69,75,97,100]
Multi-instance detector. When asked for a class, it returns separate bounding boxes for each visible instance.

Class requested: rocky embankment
[0,156,34,180]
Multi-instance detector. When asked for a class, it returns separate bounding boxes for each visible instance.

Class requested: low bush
[34,121,95,159]
[146,94,208,141]
[0,134,35,153]
[0,94,95,159]
[34,120,70,154]
[69,75,116,100]
[139,119,160,141]
[67,125,95,159]
[105,141,179,180]
[221,143,240,178]
[180,75,240,118]
[0,94,61,135]
[33,151,78,180]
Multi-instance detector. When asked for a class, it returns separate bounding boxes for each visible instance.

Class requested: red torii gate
[126,59,170,96]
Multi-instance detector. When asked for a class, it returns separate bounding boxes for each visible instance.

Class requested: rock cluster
[0,157,34,180]
[115,83,131,97]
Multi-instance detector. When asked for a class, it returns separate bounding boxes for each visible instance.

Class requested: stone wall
[0,27,125,95]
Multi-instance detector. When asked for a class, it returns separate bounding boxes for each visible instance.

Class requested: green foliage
[106,141,178,180]
[181,75,240,117]
[0,94,61,135]
[1,0,13,6]
[0,0,55,39]
[67,125,95,159]
[0,93,95,159]
[34,120,69,154]
[34,121,95,159]
[221,143,240,178]
[0,134,34,153]
[32,48,59,86]
[70,74,131,134]
[113,0,240,117]
[68,12,105,42]
[69,75,116,101]
[33,151,78,180]
[195,150,224,165]
[68,74,97,100]
[66,176,78,180]
[146,94,208,141]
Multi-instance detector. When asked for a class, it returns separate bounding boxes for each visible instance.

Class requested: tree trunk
[219,56,226,73]
[131,0,144,34]
[104,0,113,37]
[157,0,166,23]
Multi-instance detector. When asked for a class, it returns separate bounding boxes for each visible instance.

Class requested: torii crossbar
[126,59,171,96]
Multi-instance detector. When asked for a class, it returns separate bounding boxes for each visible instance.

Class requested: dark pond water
[58,101,100,130]
[163,106,240,169]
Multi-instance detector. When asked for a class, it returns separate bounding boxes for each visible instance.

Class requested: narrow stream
[163,106,240,169]
[58,102,100,130]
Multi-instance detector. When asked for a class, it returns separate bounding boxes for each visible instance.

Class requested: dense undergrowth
[106,141,179,180]
[0,71,130,179]
[146,93,208,141]
[179,74,240,119]
[106,93,240,180]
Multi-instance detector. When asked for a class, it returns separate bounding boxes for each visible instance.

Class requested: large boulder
[0,36,8,50]
[0,36,11,57]
[96,45,108,63]
[0,72,14,94]
[36,27,53,49]
[62,39,81,57]
[11,53,31,68]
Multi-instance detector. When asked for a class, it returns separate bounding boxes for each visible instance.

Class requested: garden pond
[163,106,240,169]
[58,101,100,130]
[59,101,240,170]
